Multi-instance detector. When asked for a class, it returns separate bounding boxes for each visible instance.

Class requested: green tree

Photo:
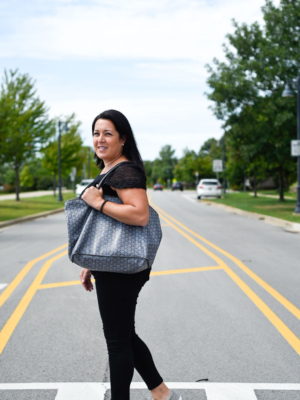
[206,0,299,200]
[151,145,177,184]
[0,70,54,200]
[20,165,34,189]
[174,148,215,185]
[143,160,153,186]
[41,114,83,196]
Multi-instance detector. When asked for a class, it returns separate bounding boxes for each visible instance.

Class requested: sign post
[69,167,77,194]
[195,171,199,189]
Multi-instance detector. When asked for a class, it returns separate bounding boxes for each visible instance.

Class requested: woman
[80,110,181,400]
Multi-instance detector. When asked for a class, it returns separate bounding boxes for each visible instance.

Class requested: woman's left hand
[82,186,104,210]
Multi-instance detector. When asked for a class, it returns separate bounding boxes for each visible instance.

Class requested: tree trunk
[53,174,56,197]
[253,175,257,197]
[279,167,285,202]
[15,164,20,201]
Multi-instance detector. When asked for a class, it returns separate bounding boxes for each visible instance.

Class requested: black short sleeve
[104,162,146,190]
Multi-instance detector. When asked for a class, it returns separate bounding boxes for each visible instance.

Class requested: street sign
[291,140,300,156]
[213,159,223,172]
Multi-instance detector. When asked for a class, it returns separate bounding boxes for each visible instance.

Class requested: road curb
[203,201,300,232]
[0,208,65,229]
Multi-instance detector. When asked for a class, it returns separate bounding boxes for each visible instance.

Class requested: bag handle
[80,161,132,197]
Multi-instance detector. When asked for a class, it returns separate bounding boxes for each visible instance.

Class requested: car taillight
[217,185,221,189]
[199,185,203,188]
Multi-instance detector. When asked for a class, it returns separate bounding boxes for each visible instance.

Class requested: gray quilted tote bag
[65,162,162,273]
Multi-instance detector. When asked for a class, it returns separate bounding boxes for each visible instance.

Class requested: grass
[0,192,76,222]
[256,189,297,199]
[205,192,300,223]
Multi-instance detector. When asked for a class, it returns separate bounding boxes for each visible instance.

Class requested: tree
[41,115,84,196]
[151,145,177,184]
[143,160,153,186]
[174,148,215,185]
[20,165,34,189]
[0,70,54,200]
[206,0,299,200]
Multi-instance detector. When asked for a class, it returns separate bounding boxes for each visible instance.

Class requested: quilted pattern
[65,195,162,273]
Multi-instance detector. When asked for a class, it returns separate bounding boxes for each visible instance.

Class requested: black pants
[94,270,163,400]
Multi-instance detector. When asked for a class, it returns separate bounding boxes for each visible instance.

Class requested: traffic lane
[0,215,222,383]
[134,267,300,383]
[3,197,299,388]
[0,254,108,383]
[151,191,300,308]
[132,220,300,384]
[0,213,68,287]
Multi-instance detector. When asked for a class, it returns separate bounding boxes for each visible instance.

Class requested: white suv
[197,179,221,199]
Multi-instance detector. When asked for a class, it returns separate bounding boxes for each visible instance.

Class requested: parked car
[153,183,163,191]
[171,182,183,191]
[76,179,94,197]
[197,179,221,199]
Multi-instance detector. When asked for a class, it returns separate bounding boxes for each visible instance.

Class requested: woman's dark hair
[92,109,144,171]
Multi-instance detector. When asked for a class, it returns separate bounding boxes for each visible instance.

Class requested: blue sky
[0,0,276,160]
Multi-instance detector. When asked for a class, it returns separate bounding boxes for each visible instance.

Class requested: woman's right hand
[80,268,94,292]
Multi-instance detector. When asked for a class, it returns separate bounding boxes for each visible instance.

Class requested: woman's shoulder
[106,161,146,189]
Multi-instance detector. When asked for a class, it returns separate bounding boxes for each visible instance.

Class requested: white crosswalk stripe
[1,382,300,399]
[0,283,8,290]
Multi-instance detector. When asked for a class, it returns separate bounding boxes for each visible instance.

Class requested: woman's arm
[81,186,149,227]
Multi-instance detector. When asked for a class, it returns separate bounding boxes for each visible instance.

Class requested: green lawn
[0,192,76,222]
[257,189,297,199]
[206,192,300,223]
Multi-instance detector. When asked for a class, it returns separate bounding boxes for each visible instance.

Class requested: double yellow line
[0,245,68,355]
[1,200,300,358]
[151,200,300,356]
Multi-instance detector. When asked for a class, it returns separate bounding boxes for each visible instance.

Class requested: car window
[202,181,218,185]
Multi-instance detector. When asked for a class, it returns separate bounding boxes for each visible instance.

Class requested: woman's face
[93,118,125,163]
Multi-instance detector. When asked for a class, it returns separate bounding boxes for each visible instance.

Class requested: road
[0,189,299,400]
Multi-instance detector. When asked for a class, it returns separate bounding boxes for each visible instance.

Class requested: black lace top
[88,162,146,197]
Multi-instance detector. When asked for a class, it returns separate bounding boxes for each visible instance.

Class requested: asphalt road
[0,189,299,400]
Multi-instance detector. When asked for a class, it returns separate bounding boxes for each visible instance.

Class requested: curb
[202,201,300,233]
[0,208,65,229]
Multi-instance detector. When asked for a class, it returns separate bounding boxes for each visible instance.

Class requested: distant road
[0,190,71,201]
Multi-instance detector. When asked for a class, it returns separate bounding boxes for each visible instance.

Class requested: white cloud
[0,0,280,160]
[1,0,270,62]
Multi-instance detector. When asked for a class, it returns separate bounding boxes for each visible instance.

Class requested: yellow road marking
[0,244,68,308]
[156,210,300,356]
[0,251,67,356]
[151,266,222,276]
[38,266,222,289]
[152,202,300,321]
[39,279,95,289]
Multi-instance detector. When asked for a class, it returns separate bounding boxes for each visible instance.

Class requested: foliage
[0,69,54,200]
[41,114,83,193]
[20,165,34,189]
[174,148,215,185]
[143,160,153,186]
[206,0,299,200]
[151,145,177,184]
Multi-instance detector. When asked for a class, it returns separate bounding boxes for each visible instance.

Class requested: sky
[0,0,278,161]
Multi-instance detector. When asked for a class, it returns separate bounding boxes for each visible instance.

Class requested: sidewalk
[0,190,71,201]
[249,192,295,200]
